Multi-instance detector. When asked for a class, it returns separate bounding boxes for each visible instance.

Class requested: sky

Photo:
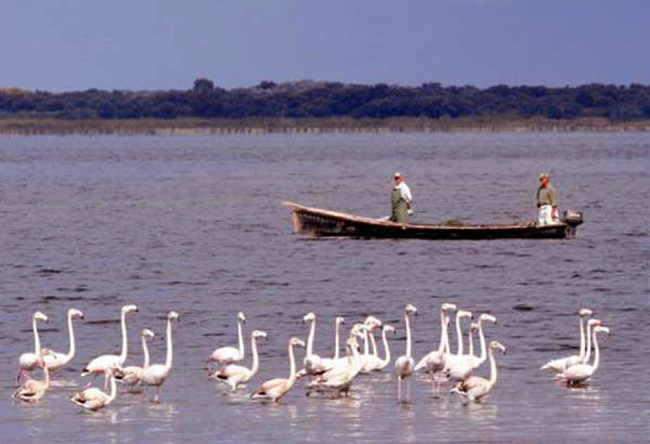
[3,0,650,91]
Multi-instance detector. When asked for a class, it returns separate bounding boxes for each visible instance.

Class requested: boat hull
[283,202,582,240]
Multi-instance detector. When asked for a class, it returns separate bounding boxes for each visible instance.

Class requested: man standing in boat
[391,172,413,223]
[536,173,559,226]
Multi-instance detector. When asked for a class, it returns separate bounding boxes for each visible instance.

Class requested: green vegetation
[1,79,650,134]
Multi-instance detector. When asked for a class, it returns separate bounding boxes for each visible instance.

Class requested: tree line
[1,79,649,121]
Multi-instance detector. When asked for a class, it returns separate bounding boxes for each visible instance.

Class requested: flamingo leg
[397,376,402,402]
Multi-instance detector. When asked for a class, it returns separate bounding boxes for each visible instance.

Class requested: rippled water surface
[1,132,649,443]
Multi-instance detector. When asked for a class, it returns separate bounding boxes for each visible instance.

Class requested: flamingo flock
[13,303,611,409]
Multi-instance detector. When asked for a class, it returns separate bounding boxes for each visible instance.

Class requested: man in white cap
[390,172,413,223]
[536,173,559,225]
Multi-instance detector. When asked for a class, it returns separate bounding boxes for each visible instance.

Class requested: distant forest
[1,78,650,121]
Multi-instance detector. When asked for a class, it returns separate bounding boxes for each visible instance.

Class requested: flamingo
[450,340,507,403]
[556,325,610,385]
[307,323,368,381]
[114,329,155,389]
[17,311,49,383]
[470,313,498,370]
[363,324,395,372]
[251,337,305,403]
[442,310,474,381]
[13,366,50,403]
[211,330,268,391]
[81,304,138,388]
[415,303,457,391]
[41,308,85,372]
[360,316,383,373]
[141,311,180,402]
[302,312,328,376]
[71,366,119,411]
[307,336,365,398]
[316,316,346,371]
[395,304,417,403]
[208,312,246,368]
[540,308,594,373]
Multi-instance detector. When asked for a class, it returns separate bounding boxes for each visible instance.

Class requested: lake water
[1,132,648,443]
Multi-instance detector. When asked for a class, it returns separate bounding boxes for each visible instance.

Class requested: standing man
[391,172,413,223]
[536,173,559,225]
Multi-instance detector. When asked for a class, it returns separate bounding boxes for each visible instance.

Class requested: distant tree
[192,78,215,95]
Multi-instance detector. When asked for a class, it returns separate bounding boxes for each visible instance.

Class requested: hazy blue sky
[3,0,649,91]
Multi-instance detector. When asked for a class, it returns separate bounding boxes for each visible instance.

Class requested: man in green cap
[390,172,413,223]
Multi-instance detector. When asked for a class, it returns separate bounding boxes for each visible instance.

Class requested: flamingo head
[69,308,84,320]
[364,315,382,330]
[470,322,480,332]
[290,337,306,348]
[253,330,268,340]
[405,304,418,315]
[335,316,346,326]
[457,310,473,320]
[237,312,246,323]
[142,328,155,340]
[383,324,396,334]
[588,318,602,327]
[168,311,180,321]
[578,308,593,317]
[489,340,507,355]
[122,304,138,314]
[479,313,497,325]
[441,303,457,313]
[303,312,316,323]
[594,326,610,336]
[34,311,49,323]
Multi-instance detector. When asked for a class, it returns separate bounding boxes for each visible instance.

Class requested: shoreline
[1,117,649,135]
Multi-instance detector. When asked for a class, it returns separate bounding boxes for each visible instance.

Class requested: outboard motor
[563,209,583,236]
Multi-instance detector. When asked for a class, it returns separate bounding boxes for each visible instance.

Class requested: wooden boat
[282,202,583,240]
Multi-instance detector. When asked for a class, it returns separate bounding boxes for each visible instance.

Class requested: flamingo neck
[43,366,50,389]
[333,322,341,360]
[237,319,245,358]
[164,318,174,369]
[66,312,76,361]
[33,315,42,354]
[250,335,260,375]
[370,331,379,357]
[437,310,446,352]
[443,316,451,355]
[381,329,391,365]
[488,348,498,386]
[107,375,117,403]
[405,313,412,359]
[142,335,151,368]
[468,328,475,364]
[584,321,593,363]
[578,317,586,358]
[363,329,370,357]
[591,330,601,372]
[119,310,129,364]
[478,322,487,364]
[288,343,297,383]
[455,315,464,356]
[306,319,316,357]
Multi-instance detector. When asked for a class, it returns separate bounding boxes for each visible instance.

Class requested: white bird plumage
[41,308,85,372]
[450,340,507,403]
[208,312,246,368]
[141,311,179,402]
[415,303,457,391]
[71,366,119,411]
[13,366,50,403]
[251,337,305,403]
[114,328,155,389]
[17,311,49,383]
[556,325,610,385]
[395,304,417,403]
[81,304,138,388]
[211,330,268,391]
[540,308,594,373]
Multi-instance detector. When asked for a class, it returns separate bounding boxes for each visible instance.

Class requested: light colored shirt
[395,181,413,205]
